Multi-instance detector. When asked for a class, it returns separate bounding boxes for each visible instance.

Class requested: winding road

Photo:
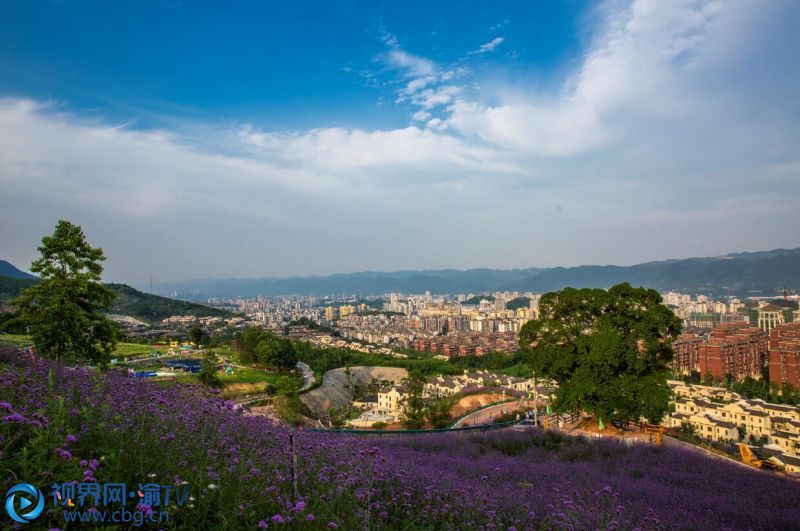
[297,361,314,391]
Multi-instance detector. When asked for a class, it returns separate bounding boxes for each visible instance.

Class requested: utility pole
[532,371,539,426]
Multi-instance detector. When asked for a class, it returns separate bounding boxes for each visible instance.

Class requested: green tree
[732,377,769,400]
[781,383,798,405]
[255,334,298,370]
[187,322,209,348]
[724,373,735,389]
[425,398,453,429]
[235,327,297,369]
[235,327,267,363]
[519,283,681,427]
[12,220,117,366]
[400,374,427,429]
[199,350,220,386]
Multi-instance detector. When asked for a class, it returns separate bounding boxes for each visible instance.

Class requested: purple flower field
[2,356,799,529]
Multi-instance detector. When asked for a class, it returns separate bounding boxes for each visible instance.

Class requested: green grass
[0,333,33,347]
[112,342,169,358]
[217,367,281,385]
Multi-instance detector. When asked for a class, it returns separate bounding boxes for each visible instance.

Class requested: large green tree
[256,334,298,370]
[235,327,298,370]
[12,220,117,366]
[519,283,681,426]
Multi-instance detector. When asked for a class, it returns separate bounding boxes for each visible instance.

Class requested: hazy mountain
[501,249,800,296]
[150,247,800,298]
[0,260,35,279]
[151,268,544,298]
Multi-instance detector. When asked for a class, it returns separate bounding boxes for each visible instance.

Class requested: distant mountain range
[149,247,800,298]
[152,268,544,299]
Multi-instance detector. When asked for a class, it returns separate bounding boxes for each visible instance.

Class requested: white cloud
[446,0,795,158]
[237,123,509,174]
[2,0,799,280]
[382,49,436,78]
[412,110,431,122]
[469,37,505,55]
[373,35,470,121]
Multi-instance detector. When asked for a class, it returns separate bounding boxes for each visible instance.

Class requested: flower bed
[2,357,799,529]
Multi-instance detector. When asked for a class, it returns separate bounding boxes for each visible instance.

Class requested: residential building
[377,385,407,416]
[325,306,337,321]
[672,333,703,375]
[665,381,800,462]
[698,323,767,381]
[769,323,800,390]
[758,303,786,333]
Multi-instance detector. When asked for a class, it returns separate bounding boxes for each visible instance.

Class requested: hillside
[151,247,800,297]
[0,259,36,279]
[0,276,36,312]
[104,283,228,322]
[0,274,226,322]
[2,356,799,529]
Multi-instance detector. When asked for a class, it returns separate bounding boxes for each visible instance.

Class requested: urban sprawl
[117,289,800,472]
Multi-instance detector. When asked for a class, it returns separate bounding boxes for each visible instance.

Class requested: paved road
[297,361,314,391]
[452,399,536,428]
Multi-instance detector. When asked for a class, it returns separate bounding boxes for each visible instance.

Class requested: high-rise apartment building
[769,323,800,390]
[698,322,767,381]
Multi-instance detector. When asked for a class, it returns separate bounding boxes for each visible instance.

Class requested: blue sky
[1,0,799,283]
[0,1,588,129]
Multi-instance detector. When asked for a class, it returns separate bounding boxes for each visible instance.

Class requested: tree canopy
[235,327,298,370]
[519,283,681,425]
[11,220,117,366]
[188,322,209,348]
[400,374,427,429]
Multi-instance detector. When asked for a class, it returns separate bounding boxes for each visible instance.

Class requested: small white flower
[147,473,157,478]
[189,496,196,501]
[207,483,218,490]
[188,503,195,509]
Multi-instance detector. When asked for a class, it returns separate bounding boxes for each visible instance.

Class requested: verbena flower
[54,447,72,460]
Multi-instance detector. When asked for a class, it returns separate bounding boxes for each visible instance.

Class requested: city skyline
[2,0,799,283]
